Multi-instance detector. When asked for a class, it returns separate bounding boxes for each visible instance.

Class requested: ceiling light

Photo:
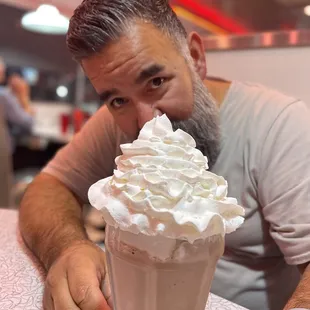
[56,86,69,98]
[304,5,310,16]
[21,4,69,35]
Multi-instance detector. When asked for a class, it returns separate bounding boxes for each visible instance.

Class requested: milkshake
[105,226,224,310]
[88,114,244,310]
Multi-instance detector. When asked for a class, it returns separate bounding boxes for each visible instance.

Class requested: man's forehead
[82,41,146,80]
[82,23,181,81]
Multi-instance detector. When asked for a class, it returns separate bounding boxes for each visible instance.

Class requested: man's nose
[136,102,162,129]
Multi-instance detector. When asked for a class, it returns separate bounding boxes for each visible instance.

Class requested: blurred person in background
[0,57,34,206]
[9,74,34,115]
[0,58,34,154]
[0,89,12,206]
[19,1,310,310]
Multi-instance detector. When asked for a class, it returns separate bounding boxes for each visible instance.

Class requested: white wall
[206,46,310,104]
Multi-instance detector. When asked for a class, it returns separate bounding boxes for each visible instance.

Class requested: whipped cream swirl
[88,115,244,242]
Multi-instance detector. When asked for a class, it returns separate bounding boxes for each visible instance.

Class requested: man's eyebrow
[99,88,119,102]
[135,64,165,84]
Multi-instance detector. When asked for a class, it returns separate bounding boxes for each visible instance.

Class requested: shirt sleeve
[2,92,33,130]
[43,106,120,203]
[258,100,310,265]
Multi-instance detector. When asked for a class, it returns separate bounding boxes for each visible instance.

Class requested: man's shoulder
[230,80,299,108]
[220,80,307,150]
[226,80,303,124]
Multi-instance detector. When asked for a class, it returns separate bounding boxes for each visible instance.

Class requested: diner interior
[0,1,310,309]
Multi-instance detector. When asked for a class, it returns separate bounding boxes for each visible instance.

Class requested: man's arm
[19,106,120,267]
[19,172,88,269]
[284,263,310,310]
[19,172,111,310]
[18,107,119,309]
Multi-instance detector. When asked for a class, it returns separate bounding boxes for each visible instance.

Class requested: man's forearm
[284,264,310,310]
[19,173,89,270]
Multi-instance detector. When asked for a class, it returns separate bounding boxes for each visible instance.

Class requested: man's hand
[43,241,112,310]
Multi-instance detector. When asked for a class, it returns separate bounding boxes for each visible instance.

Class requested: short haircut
[67,0,188,61]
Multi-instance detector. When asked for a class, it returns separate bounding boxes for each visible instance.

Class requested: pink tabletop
[0,209,247,310]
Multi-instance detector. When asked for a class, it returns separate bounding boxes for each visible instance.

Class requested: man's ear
[187,32,207,80]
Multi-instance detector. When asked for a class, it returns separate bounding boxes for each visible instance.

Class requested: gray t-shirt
[43,81,310,310]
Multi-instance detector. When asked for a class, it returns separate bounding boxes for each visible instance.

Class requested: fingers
[43,286,54,310]
[52,278,80,310]
[84,208,106,243]
[43,243,110,310]
[85,209,106,228]
[44,275,79,310]
[101,271,113,308]
[85,224,105,244]
[67,262,110,310]
[44,272,109,310]
[76,284,109,310]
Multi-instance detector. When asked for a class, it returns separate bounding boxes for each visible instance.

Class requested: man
[0,58,33,206]
[19,1,310,310]
[0,96,12,206]
[0,59,34,153]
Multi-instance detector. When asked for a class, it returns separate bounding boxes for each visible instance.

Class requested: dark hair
[67,0,188,61]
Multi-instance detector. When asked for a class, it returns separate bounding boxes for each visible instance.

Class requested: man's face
[82,22,220,167]
[82,23,195,138]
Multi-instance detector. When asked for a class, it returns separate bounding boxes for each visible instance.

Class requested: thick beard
[171,74,220,170]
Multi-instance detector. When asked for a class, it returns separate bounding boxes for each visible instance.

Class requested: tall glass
[105,225,224,310]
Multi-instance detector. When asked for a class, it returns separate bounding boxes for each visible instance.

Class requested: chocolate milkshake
[88,114,244,310]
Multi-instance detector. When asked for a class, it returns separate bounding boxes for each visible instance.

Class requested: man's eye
[149,77,165,89]
[110,98,128,109]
